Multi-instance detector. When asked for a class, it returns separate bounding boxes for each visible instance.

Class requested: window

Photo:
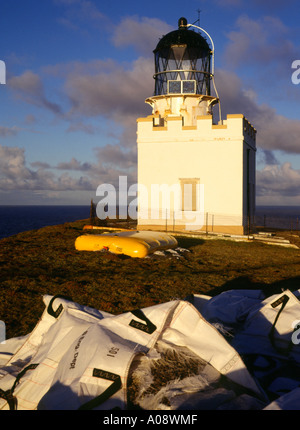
[182,80,196,94]
[180,178,200,211]
[168,81,181,94]
[168,80,196,95]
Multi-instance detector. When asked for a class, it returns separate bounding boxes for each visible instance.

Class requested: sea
[0,206,90,240]
[0,205,300,240]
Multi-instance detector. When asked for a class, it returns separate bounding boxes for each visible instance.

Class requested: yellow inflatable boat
[75,230,178,258]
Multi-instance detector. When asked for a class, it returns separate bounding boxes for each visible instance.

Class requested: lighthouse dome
[153,17,212,97]
[154,17,210,58]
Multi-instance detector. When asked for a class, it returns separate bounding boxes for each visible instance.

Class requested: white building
[137,18,256,235]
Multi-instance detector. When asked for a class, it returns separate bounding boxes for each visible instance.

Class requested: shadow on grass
[209,275,300,298]
[176,237,205,249]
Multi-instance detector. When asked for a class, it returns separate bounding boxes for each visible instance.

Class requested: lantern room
[146,17,219,125]
[153,17,212,97]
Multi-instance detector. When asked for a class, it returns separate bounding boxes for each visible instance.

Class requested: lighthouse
[137,18,256,235]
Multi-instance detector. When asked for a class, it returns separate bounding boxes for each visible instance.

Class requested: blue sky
[0,0,300,206]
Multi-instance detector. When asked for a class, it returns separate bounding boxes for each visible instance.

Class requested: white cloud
[257,162,300,203]
[8,70,62,115]
[0,146,31,181]
[66,121,97,134]
[95,144,136,171]
[111,16,173,55]
[56,157,93,171]
[223,14,297,75]
[251,0,297,10]
[0,143,137,194]
[210,0,297,11]
[55,0,107,32]
[0,144,96,191]
[64,57,152,121]
[30,161,51,169]
[25,114,37,124]
[215,68,300,154]
[0,126,19,137]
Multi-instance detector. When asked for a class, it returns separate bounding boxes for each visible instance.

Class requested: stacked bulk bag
[190,288,300,409]
[0,288,299,410]
[0,294,262,410]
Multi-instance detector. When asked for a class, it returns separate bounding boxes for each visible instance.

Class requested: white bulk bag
[0,294,262,410]
[0,295,112,410]
[160,300,261,395]
[0,296,180,410]
[232,289,300,360]
[264,387,300,410]
[192,289,266,328]
[38,300,180,410]
[231,289,300,403]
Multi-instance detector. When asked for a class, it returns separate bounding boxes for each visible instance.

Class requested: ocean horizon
[0,204,300,240]
[0,205,90,240]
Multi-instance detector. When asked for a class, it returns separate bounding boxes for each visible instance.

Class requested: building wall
[137,114,256,235]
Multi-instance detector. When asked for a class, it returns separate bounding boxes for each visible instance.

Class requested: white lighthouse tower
[137,18,256,235]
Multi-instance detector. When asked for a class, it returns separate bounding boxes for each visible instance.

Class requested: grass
[1,219,300,339]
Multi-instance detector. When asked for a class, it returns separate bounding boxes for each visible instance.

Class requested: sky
[0,0,300,207]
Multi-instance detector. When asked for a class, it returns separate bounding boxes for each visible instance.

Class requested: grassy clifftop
[1,219,300,339]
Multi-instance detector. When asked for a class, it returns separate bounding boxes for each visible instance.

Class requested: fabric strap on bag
[37,304,161,410]
[129,309,157,334]
[268,294,293,355]
[0,296,73,410]
[0,363,38,410]
[78,369,122,410]
[47,294,73,318]
[78,309,158,410]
